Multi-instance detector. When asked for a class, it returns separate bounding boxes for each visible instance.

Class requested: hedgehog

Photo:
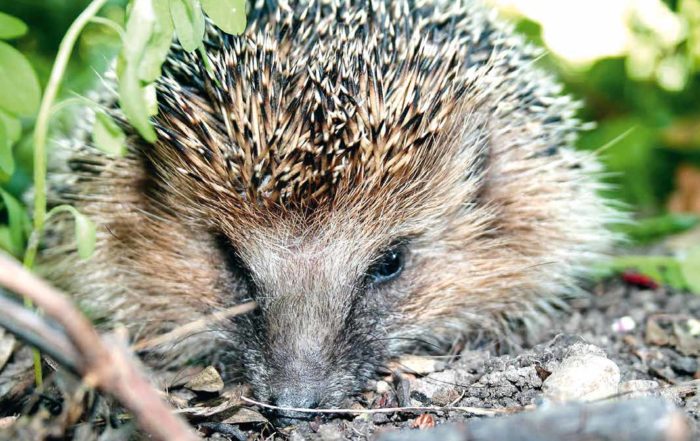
[41,0,618,423]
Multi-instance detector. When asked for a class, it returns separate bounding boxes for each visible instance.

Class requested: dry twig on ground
[0,252,200,441]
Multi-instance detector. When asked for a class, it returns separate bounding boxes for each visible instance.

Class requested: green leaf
[0,108,21,143]
[0,12,28,40]
[49,205,96,260]
[620,214,700,243]
[170,0,205,52]
[680,247,700,294]
[92,111,127,156]
[73,210,96,260]
[0,118,14,176]
[144,83,158,115]
[201,0,246,35]
[118,0,172,142]
[0,189,29,257]
[118,64,157,142]
[0,41,41,117]
[138,0,174,83]
[0,227,14,254]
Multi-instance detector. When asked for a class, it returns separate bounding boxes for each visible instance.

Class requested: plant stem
[89,16,126,39]
[25,0,110,386]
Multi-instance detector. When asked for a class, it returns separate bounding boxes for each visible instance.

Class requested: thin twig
[132,301,256,351]
[240,396,515,417]
[0,253,200,441]
[0,293,79,370]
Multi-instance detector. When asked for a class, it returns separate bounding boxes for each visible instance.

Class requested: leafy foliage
[0,0,246,267]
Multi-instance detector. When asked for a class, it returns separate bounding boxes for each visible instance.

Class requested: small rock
[618,380,660,398]
[221,407,268,424]
[562,342,607,359]
[393,373,411,407]
[391,355,445,375]
[372,412,390,424]
[184,366,224,393]
[289,432,310,441]
[611,316,636,333]
[317,424,344,441]
[409,370,469,405]
[376,380,391,394]
[671,355,698,375]
[431,388,462,407]
[674,319,700,356]
[543,353,620,402]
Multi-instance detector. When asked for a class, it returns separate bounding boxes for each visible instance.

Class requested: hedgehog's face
[215,210,421,420]
[120,11,612,418]
[139,95,495,418]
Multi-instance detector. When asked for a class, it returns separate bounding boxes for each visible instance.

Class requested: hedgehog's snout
[240,286,383,424]
[268,371,324,424]
[231,231,393,422]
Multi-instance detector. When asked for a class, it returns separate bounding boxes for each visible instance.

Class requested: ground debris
[2,281,700,440]
[184,366,225,394]
[542,346,620,401]
[376,398,689,441]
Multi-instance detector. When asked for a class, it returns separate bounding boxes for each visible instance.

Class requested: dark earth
[1,275,699,440]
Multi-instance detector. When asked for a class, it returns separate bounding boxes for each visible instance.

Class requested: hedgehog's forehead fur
[150,0,551,222]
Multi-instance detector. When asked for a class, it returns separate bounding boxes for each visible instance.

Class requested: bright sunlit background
[488,0,700,218]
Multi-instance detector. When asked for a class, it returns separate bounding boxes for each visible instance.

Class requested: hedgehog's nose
[270,387,320,426]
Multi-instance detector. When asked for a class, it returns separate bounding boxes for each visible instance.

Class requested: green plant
[0,0,247,386]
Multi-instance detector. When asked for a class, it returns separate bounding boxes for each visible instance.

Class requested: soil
[1,279,699,440]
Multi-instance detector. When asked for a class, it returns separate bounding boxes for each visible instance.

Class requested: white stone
[618,380,660,398]
[543,354,620,402]
[376,380,391,394]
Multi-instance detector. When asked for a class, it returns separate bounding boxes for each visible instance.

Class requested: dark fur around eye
[215,234,257,297]
[366,244,407,286]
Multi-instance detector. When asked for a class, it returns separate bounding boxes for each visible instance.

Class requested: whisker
[132,301,256,351]
[238,396,512,417]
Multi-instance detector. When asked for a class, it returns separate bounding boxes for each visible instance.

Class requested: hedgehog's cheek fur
[233,286,389,410]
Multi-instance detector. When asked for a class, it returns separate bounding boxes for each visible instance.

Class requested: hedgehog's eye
[366,244,406,286]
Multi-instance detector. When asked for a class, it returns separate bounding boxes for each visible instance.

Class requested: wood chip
[221,407,268,424]
[184,366,224,393]
[411,414,436,430]
[390,355,444,375]
[0,416,17,429]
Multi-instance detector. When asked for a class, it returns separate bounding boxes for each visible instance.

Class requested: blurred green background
[1,0,700,265]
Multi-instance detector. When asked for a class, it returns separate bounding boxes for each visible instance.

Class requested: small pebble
[618,380,660,398]
[372,412,390,424]
[543,353,620,402]
[318,424,343,441]
[611,316,636,333]
[376,380,391,394]
[671,356,698,375]
[392,355,444,375]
